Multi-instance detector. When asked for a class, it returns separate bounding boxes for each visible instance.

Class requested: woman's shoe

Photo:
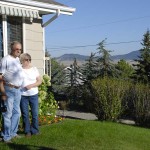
[25,133,31,138]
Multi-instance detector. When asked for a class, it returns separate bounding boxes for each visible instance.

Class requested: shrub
[121,82,135,119]
[38,75,58,118]
[81,83,95,112]
[133,83,150,127]
[91,77,125,121]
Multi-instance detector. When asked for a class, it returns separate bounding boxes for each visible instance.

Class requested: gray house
[0,0,75,75]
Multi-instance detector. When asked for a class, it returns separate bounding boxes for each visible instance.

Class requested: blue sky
[43,0,150,57]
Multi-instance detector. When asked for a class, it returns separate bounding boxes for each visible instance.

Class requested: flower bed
[39,115,64,126]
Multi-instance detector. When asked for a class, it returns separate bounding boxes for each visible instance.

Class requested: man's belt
[4,83,20,89]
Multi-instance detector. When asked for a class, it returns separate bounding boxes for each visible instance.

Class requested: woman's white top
[21,67,40,96]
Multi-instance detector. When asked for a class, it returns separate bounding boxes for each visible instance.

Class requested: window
[0,16,3,59]
[7,16,22,54]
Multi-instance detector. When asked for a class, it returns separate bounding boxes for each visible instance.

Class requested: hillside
[111,50,140,60]
[56,54,89,66]
[55,50,140,66]
[56,54,89,61]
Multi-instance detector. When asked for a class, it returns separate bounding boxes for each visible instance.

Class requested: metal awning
[0,5,39,18]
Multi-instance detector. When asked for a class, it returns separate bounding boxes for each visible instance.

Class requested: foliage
[64,58,84,105]
[133,83,150,127]
[81,52,98,81]
[121,82,135,119]
[96,39,118,77]
[51,58,66,95]
[115,59,134,79]
[38,115,63,126]
[133,30,150,83]
[91,77,125,121]
[80,82,94,112]
[38,74,58,117]
[65,58,84,87]
[88,76,150,126]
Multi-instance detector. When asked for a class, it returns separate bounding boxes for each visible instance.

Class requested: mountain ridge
[55,50,140,66]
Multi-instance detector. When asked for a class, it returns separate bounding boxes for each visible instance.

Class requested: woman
[20,53,42,137]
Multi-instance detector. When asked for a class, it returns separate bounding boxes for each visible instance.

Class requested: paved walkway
[57,110,98,120]
[57,110,135,125]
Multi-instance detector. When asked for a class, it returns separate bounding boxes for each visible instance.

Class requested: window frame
[0,15,24,57]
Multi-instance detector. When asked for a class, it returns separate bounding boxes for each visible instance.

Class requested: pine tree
[96,39,117,77]
[115,59,134,80]
[81,52,97,81]
[64,58,84,104]
[51,58,66,96]
[133,30,150,83]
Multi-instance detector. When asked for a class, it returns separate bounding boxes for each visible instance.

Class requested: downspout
[42,9,60,75]
[42,9,60,27]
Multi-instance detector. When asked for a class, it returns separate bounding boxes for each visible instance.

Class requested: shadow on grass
[2,143,57,150]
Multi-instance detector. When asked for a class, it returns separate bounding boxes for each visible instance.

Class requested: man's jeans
[1,86,21,141]
[20,94,39,135]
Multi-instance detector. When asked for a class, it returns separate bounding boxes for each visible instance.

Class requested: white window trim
[43,27,45,74]
[2,15,7,56]
[22,17,26,53]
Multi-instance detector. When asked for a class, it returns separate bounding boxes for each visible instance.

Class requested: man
[0,41,24,143]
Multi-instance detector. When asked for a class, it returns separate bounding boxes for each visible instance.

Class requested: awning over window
[0,5,39,18]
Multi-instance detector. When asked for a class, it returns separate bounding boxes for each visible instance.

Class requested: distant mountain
[111,50,140,60]
[55,50,140,66]
[56,54,89,61]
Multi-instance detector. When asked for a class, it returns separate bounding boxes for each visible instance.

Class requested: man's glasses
[15,48,22,51]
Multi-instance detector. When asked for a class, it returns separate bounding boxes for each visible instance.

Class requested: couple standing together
[0,41,42,143]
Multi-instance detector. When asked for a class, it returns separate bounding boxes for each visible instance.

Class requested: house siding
[25,18,44,75]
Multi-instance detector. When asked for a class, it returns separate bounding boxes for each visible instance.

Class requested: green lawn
[0,119,150,150]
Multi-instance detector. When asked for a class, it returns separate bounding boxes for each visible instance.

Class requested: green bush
[133,83,150,127]
[91,77,125,121]
[121,82,135,119]
[91,77,150,127]
[81,83,94,112]
[38,74,58,117]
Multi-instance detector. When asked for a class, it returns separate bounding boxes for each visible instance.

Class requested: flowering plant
[38,74,59,120]
[39,115,64,126]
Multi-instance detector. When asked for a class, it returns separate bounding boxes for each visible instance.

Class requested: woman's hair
[20,53,31,63]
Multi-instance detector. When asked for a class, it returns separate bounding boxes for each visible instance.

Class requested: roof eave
[4,0,76,15]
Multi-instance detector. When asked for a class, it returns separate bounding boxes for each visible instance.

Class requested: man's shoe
[12,135,22,139]
[3,139,13,143]
[0,137,3,142]
[25,133,31,138]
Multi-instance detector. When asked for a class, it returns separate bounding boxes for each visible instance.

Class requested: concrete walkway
[56,110,135,125]
[57,110,98,120]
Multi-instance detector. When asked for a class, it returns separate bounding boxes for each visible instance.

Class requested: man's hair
[10,41,21,50]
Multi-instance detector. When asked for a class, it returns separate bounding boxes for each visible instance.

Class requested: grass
[0,119,150,150]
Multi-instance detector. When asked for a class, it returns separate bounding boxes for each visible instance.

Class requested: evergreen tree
[64,58,84,104]
[133,30,150,83]
[115,59,134,80]
[51,58,66,96]
[64,58,81,86]
[96,39,117,77]
[81,52,97,81]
